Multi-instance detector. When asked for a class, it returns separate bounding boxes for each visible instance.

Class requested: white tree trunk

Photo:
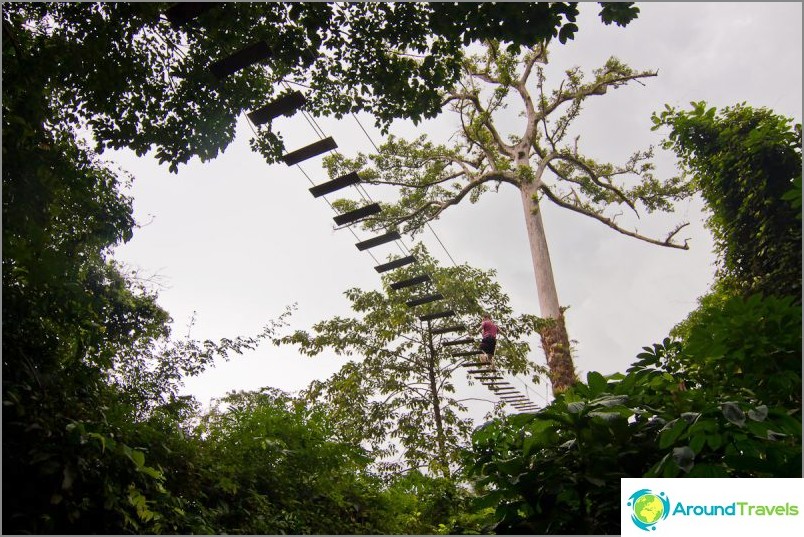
[518,164,561,320]
[518,157,576,393]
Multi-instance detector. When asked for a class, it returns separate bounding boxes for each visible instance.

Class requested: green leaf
[672,446,695,473]
[659,419,687,449]
[680,412,701,424]
[706,433,724,451]
[567,401,586,414]
[140,466,163,480]
[721,402,746,427]
[129,449,146,468]
[689,432,706,454]
[474,489,504,510]
[589,395,629,408]
[747,405,768,422]
[686,463,729,477]
[522,420,557,456]
[588,411,625,422]
[586,371,608,395]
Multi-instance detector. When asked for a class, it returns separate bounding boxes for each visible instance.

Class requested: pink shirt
[481,319,498,339]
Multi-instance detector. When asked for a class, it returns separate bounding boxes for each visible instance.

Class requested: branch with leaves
[324,42,691,250]
[275,245,544,474]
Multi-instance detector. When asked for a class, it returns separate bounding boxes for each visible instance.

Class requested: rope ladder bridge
[166,3,544,414]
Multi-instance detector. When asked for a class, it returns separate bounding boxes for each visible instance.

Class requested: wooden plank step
[248,90,307,125]
[375,255,416,273]
[419,310,455,322]
[473,375,503,381]
[451,350,482,358]
[166,2,216,28]
[461,362,487,368]
[333,203,381,226]
[356,231,400,251]
[283,137,338,166]
[406,293,444,307]
[467,369,495,375]
[310,172,361,198]
[390,274,430,290]
[431,324,465,335]
[443,338,474,347]
[210,41,272,79]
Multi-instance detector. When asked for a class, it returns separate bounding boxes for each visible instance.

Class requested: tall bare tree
[325,42,692,393]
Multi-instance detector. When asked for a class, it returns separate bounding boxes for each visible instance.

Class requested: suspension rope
[256,83,546,408]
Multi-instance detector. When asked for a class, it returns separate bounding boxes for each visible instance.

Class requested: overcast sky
[109,2,803,418]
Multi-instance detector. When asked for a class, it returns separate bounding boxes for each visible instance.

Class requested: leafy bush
[465,295,801,533]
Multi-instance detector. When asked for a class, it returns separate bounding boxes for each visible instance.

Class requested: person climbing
[479,313,498,368]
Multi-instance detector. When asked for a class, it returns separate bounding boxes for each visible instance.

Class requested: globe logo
[627,489,670,531]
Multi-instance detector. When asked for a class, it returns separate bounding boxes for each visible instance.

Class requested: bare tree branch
[519,44,547,87]
[539,183,690,249]
[536,70,658,124]
[665,222,691,246]
[516,48,547,147]
[429,171,519,219]
[549,153,639,215]
[448,86,514,156]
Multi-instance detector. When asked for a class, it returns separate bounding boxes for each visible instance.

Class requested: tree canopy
[2,2,639,171]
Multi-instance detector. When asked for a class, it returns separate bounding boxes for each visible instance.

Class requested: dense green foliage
[652,102,802,301]
[8,1,799,534]
[462,102,802,534]
[11,2,632,532]
[2,2,638,171]
[187,389,396,534]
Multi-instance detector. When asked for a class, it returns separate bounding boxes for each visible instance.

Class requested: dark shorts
[480,336,496,356]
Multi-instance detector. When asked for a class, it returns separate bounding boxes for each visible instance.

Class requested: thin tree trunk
[425,320,450,478]
[518,162,576,393]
